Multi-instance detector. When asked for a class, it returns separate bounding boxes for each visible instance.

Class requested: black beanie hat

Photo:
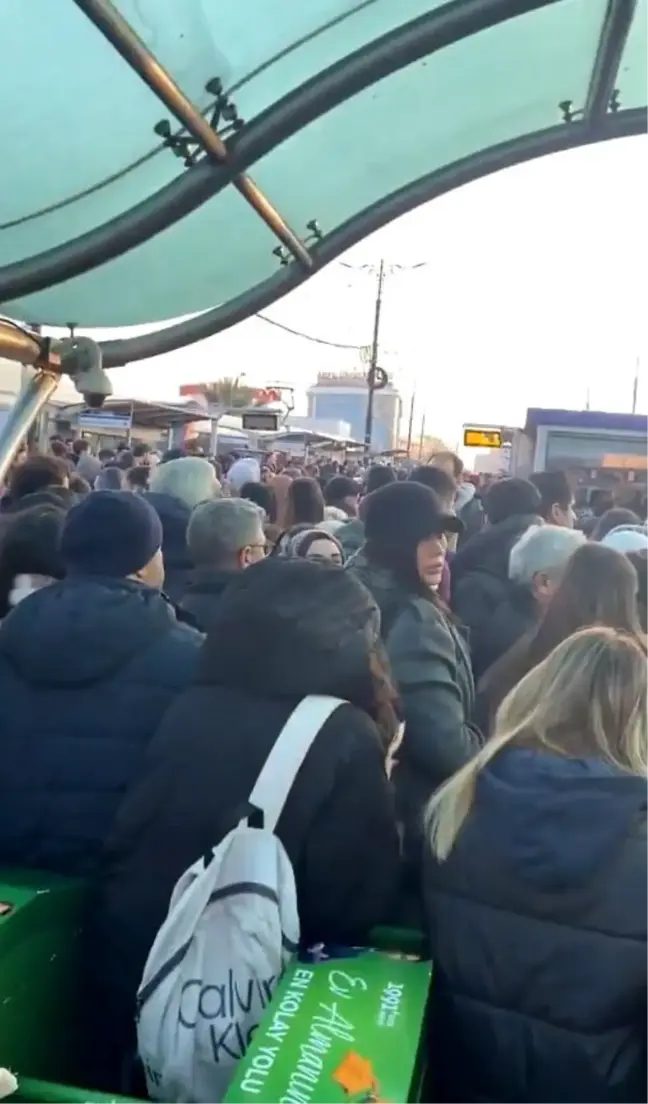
[364,481,462,556]
[61,491,163,578]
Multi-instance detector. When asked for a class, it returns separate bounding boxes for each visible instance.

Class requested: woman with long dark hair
[476,541,644,732]
[0,505,66,618]
[92,557,401,1065]
[348,481,482,875]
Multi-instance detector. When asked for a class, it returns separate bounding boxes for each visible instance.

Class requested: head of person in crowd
[362,481,462,598]
[98,447,116,465]
[529,471,575,528]
[0,505,66,618]
[132,442,151,467]
[187,499,266,576]
[508,524,586,608]
[628,549,647,630]
[279,526,344,565]
[116,449,134,472]
[6,455,73,512]
[71,438,89,462]
[408,465,457,510]
[160,447,185,464]
[94,464,126,492]
[239,480,278,524]
[324,475,360,518]
[431,450,464,480]
[424,625,647,1103]
[478,541,644,727]
[484,477,543,526]
[149,456,220,511]
[600,523,648,555]
[68,474,91,498]
[125,466,150,494]
[61,491,164,590]
[49,438,71,463]
[284,476,325,528]
[365,464,396,495]
[590,507,642,541]
[226,456,261,494]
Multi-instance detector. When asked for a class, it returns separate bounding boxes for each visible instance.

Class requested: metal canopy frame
[0,0,582,302]
[0,0,644,371]
[71,0,312,270]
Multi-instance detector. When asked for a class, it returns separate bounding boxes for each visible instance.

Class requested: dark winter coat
[451,512,541,679]
[348,553,481,869]
[0,577,202,876]
[179,566,239,631]
[92,571,401,1045]
[424,748,647,1103]
[143,491,193,603]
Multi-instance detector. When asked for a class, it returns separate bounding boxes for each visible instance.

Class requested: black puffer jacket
[348,552,481,869]
[92,559,400,1049]
[424,748,647,1103]
[0,577,202,875]
[451,513,541,679]
[179,566,239,631]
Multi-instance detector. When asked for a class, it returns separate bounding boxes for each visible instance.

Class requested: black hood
[143,492,192,572]
[4,487,77,514]
[0,577,177,686]
[452,513,542,582]
[197,557,378,706]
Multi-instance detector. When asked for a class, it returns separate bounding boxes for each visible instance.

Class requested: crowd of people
[0,434,645,1102]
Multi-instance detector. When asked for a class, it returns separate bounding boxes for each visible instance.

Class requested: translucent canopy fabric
[0,0,645,354]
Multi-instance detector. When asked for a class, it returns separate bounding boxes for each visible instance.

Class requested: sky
[78,134,645,450]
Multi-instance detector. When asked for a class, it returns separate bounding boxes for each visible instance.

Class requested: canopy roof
[0,0,645,367]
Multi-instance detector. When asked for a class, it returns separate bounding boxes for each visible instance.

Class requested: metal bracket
[273,220,323,266]
[154,78,244,169]
[559,91,621,124]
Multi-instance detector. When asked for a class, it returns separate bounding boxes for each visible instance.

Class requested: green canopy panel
[0,0,645,363]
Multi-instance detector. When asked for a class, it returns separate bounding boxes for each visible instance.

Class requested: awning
[0,0,644,364]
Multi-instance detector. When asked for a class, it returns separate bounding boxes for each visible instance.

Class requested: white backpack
[136,694,344,1103]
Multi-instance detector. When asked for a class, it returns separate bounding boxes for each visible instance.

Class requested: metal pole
[418,411,426,460]
[0,371,61,485]
[405,390,416,457]
[0,321,46,367]
[631,356,639,413]
[72,0,312,270]
[364,259,385,459]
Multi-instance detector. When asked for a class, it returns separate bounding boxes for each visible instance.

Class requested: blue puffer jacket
[424,748,647,1103]
[0,577,202,876]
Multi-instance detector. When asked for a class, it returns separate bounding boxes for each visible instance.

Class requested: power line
[255,312,365,350]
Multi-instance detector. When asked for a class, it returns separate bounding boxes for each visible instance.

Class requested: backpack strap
[247,695,344,834]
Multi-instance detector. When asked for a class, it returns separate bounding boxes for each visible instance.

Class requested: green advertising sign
[225,951,432,1104]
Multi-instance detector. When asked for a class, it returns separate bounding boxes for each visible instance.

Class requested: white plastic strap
[247,695,344,833]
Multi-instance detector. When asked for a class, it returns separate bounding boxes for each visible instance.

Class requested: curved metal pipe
[0,370,60,484]
[0,0,558,303]
[100,107,646,367]
[72,0,311,268]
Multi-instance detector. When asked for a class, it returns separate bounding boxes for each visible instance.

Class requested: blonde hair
[428,626,647,861]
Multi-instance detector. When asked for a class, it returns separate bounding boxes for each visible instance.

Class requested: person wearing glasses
[178,498,267,631]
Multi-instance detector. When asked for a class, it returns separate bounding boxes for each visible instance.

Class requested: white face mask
[8,574,53,609]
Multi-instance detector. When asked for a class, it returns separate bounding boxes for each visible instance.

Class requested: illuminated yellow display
[463,427,503,449]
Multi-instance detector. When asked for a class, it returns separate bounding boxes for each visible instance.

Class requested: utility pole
[364,259,385,458]
[405,390,416,457]
[631,356,639,413]
[418,410,426,460]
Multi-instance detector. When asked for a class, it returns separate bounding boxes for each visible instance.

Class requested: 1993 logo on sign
[377,982,403,1027]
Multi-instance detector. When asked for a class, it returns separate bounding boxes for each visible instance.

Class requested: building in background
[307,371,401,452]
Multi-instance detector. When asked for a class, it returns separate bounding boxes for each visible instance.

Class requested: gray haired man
[180,499,266,631]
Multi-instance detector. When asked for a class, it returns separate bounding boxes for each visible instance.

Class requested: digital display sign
[463,427,503,449]
[242,411,280,431]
